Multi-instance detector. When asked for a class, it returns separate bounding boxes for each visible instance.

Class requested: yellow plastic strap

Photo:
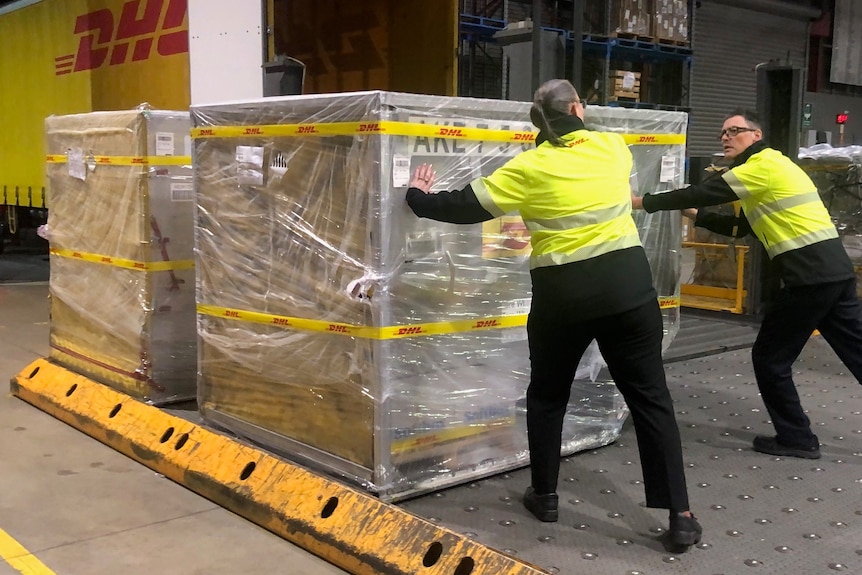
[50,248,194,271]
[621,134,687,145]
[191,121,685,146]
[391,417,515,454]
[192,121,536,143]
[198,297,680,340]
[46,155,192,166]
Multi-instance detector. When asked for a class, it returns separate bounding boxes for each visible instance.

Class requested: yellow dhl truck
[0,0,189,250]
[0,0,457,250]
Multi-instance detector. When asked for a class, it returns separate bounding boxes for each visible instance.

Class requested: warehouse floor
[2,261,861,574]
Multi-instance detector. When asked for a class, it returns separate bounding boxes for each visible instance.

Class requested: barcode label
[171,183,194,201]
[393,155,410,187]
[156,132,175,156]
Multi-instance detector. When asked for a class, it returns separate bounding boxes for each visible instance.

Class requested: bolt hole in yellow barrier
[240,461,256,480]
[29,366,40,378]
[423,541,444,567]
[65,383,77,397]
[160,427,175,443]
[455,557,476,575]
[321,496,339,518]
[174,432,189,450]
[109,403,122,418]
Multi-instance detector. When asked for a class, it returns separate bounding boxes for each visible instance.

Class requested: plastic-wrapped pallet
[799,144,862,296]
[45,108,196,404]
[191,91,686,501]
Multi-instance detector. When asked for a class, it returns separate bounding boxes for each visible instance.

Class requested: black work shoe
[523,486,558,522]
[662,512,702,552]
[752,435,821,459]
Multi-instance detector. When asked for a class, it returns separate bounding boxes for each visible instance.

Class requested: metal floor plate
[399,334,862,575]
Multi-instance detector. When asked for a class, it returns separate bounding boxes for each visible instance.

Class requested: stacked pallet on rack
[608,70,641,102]
[653,0,689,45]
[609,0,652,39]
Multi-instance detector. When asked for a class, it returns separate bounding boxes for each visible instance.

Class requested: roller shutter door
[688,1,809,156]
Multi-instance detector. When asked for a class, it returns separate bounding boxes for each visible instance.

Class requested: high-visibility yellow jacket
[722,148,838,259]
[642,141,854,287]
[471,130,642,269]
[406,116,657,322]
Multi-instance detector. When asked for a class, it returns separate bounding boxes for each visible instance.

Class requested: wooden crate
[608,70,641,101]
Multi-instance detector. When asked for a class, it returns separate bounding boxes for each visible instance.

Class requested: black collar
[535,115,586,146]
[729,140,769,167]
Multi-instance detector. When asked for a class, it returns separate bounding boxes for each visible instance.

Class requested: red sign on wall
[55,0,188,76]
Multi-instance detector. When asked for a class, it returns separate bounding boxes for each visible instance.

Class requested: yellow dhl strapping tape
[50,248,194,271]
[46,155,192,166]
[190,121,685,146]
[391,417,515,454]
[198,297,681,340]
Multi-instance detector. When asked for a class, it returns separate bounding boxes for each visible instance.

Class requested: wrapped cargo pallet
[191,91,686,500]
[799,144,862,297]
[45,108,196,404]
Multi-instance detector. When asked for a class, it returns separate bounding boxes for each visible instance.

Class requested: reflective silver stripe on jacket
[524,203,630,232]
[765,227,839,258]
[530,234,641,268]
[722,170,750,198]
[744,191,823,226]
[470,177,506,218]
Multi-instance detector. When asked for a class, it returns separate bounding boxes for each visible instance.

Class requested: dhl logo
[96,157,113,164]
[72,252,83,258]
[101,256,113,263]
[396,326,424,336]
[271,317,291,326]
[243,127,264,136]
[130,157,147,164]
[133,262,146,269]
[223,310,240,318]
[328,324,349,333]
[296,125,318,134]
[566,138,587,147]
[358,123,382,133]
[658,297,678,308]
[197,129,215,137]
[472,319,500,329]
[436,127,466,137]
[638,136,658,143]
[46,155,63,162]
[55,0,189,76]
[513,133,535,142]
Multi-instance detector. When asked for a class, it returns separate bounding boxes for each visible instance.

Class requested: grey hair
[530,79,579,147]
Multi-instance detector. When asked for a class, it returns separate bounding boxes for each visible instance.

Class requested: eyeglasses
[718,126,757,140]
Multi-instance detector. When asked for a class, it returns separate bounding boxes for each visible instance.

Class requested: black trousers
[526,299,690,512]
[751,278,862,448]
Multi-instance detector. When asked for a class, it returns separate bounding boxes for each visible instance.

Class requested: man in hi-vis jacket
[633,108,862,460]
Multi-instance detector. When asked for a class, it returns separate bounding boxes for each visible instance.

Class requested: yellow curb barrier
[11,358,550,575]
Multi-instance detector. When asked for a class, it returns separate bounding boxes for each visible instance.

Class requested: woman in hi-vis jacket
[406,79,701,551]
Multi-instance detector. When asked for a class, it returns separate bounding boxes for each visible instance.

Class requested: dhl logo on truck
[55,0,188,76]
[638,135,658,143]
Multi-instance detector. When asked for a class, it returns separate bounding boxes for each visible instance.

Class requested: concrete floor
[0,281,349,575]
[2,250,862,575]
